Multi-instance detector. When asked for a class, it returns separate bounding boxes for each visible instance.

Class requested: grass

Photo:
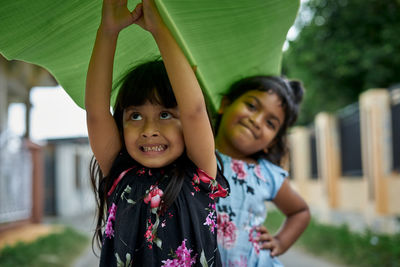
[264,210,400,267]
[0,227,89,267]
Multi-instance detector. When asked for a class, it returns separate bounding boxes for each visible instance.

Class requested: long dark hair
[90,60,198,249]
[214,75,304,166]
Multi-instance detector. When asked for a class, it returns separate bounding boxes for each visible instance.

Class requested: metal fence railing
[0,132,32,223]
[392,102,400,172]
[310,128,318,179]
[338,104,363,177]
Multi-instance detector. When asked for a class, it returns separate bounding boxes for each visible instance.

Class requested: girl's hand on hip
[255,226,284,257]
[100,0,138,35]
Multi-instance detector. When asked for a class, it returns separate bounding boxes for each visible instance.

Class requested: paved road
[51,212,346,267]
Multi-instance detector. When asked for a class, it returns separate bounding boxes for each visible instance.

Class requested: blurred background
[1,0,399,266]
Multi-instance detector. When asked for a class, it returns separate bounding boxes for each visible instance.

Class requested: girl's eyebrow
[125,106,140,112]
[247,95,282,126]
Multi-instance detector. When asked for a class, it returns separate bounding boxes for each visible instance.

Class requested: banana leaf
[0,0,299,110]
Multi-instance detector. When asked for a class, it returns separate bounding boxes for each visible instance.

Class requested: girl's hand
[100,0,140,34]
[255,226,284,257]
[132,0,166,36]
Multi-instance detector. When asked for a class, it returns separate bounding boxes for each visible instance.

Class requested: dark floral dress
[99,151,229,267]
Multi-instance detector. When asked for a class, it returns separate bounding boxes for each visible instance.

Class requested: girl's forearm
[151,22,217,176]
[152,26,207,117]
[274,207,311,254]
[85,27,119,114]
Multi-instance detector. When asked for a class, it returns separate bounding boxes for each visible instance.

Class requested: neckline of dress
[217,150,260,167]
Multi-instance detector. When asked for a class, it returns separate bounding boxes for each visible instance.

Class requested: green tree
[283,0,400,125]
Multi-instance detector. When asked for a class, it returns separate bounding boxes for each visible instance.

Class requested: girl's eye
[160,111,172,120]
[245,102,256,110]
[130,113,142,121]
[266,120,276,130]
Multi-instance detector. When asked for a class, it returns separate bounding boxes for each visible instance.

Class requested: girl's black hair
[214,75,304,166]
[90,59,220,250]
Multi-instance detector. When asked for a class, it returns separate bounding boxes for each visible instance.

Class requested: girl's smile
[140,144,167,152]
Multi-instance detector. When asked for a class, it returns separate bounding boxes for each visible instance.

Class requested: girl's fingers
[270,246,279,257]
[256,225,269,234]
[131,3,143,23]
[255,232,272,242]
[260,240,274,250]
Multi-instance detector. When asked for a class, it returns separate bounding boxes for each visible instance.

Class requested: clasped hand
[100,0,164,35]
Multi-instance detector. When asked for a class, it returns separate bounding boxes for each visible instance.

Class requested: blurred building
[43,137,94,217]
[0,56,56,231]
[289,87,400,234]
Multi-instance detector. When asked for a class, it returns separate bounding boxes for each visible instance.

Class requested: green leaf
[127,199,136,205]
[155,238,163,249]
[115,253,124,267]
[200,250,208,267]
[126,253,132,267]
[0,0,299,111]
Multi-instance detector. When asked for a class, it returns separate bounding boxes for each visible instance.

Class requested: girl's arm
[85,0,140,175]
[258,179,310,256]
[134,0,217,177]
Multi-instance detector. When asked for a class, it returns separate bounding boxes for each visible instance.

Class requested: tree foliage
[283,0,400,125]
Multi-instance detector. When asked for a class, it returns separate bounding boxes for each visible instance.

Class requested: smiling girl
[214,76,310,266]
[85,0,228,266]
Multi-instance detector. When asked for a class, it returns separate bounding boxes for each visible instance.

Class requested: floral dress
[99,151,229,267]
[216,151,287,267]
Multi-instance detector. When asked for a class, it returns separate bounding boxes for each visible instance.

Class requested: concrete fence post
[288,126,311,196]
[359,89,392,215]
[315,112,341,209]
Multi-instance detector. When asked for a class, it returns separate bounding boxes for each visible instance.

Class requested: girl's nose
[249,113,262,129]
[141,121,160,138]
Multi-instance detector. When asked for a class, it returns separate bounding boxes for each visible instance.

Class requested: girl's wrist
[98,23,121,39]
[150,23,170,43]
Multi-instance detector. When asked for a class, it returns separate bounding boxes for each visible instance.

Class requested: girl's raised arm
[85,0,139,175]
[134,0,217,177]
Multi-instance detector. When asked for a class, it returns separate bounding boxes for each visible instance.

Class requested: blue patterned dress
[216,151,287,267]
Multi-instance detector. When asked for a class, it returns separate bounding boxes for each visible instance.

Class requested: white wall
[55,143,95,217]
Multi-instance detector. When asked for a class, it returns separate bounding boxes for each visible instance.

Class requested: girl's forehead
[124,101,178,111]
[240,89,281,102]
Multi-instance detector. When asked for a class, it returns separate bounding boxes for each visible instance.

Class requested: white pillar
[359,89,392,215]
[0,61,8,134]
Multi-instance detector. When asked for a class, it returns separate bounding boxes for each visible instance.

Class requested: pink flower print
[192,174,200,184]
[204,210,217,233]
[228,256,248,267]
[217,212,237,249]
[231,159,246,180]
[161,239,197,266]
[196,169,216,189]
[145,221,155,243]
[209,184,229,200]
[144,185,164,209]
[105,203,117,239]
[137,168,145,175]
[210,203,216,210]
[254,165,266,182]
[249,226,261,254]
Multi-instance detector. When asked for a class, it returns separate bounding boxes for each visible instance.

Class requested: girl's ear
[218,97,231,114]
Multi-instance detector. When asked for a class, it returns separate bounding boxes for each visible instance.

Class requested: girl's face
[215,90,285,162]
[122,101,184,168]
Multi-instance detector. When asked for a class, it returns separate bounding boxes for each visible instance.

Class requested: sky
[8,86,88,141]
